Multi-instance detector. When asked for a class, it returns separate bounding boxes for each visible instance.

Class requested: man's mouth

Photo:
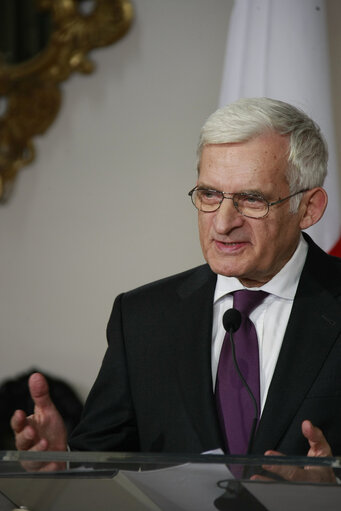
[216,240,247,245]
[214,240,249,251]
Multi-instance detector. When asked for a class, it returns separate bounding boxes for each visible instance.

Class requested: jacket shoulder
[123,264,215,300]
[303,233,341,295]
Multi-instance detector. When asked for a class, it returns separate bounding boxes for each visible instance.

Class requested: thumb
[302,420,332,457]
[29,372,54,410]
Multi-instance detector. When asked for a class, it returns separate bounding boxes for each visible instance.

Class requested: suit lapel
[253,242,341,454]
[173,266,224,451]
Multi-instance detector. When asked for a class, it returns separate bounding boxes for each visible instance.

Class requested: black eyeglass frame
[188,186,309,219]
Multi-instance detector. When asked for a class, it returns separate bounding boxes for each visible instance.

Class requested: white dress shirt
[211,234,309,414]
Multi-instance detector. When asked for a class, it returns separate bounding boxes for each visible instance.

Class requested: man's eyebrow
[196,182,217,189]
[239,189,267,197]
[196,184,267,197]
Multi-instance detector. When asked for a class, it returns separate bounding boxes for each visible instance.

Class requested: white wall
[327,0,341,195]
[0,0,233,399]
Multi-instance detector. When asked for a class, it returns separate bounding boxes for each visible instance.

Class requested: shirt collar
[214,234,309,303]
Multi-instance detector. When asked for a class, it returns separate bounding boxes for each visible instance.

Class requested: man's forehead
[198,134,290,172]
[197,141,290,195]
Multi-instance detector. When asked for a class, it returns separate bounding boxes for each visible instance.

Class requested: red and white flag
[219,0,341,255]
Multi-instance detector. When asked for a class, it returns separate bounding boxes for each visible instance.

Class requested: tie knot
[233,289,268,317]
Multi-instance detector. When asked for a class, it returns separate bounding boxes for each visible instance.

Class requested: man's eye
[245,195,260,203]
[238,194,266,208]
[200,190,221,201]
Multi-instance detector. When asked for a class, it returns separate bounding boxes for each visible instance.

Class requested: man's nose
[213,197,244,233]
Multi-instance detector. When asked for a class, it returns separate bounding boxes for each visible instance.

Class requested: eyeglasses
[188,186,309,219]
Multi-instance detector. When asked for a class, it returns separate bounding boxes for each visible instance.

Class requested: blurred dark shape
[0,368,83,449]
[0,0,51,65]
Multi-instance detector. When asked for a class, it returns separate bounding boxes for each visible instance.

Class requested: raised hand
[10,372,68,471]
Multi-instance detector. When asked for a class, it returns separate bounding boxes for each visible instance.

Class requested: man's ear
[299,188,328,230]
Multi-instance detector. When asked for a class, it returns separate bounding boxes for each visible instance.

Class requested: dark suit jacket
[69,234,341,455]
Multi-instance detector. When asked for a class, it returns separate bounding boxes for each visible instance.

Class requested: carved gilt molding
[0,0,133,201]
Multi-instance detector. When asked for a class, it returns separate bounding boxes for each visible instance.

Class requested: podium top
[1,449,340,468]
[0,451,340,511]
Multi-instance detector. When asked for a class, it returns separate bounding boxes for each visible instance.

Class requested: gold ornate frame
[0,0,133,201]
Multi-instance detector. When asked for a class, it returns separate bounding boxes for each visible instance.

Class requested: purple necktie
[215,290,268,454]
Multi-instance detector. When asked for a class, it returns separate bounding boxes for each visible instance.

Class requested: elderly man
[11,98,341,480]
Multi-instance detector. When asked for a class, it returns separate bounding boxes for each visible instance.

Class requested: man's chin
[207,261,244,279]
[207,262,265,288]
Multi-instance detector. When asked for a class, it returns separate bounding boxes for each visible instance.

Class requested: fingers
[10,411,43,451]
[28,372,52,410]
[301,420,333,457]
[252,422,336,484]
[251,452,335,483]
[256,452,302,482]
[12,425,39,451]
[18,439,66,473]
[11,410,36,450]
[10,409,28,434]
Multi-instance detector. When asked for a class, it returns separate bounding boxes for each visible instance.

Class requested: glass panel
[0,451,340,511]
